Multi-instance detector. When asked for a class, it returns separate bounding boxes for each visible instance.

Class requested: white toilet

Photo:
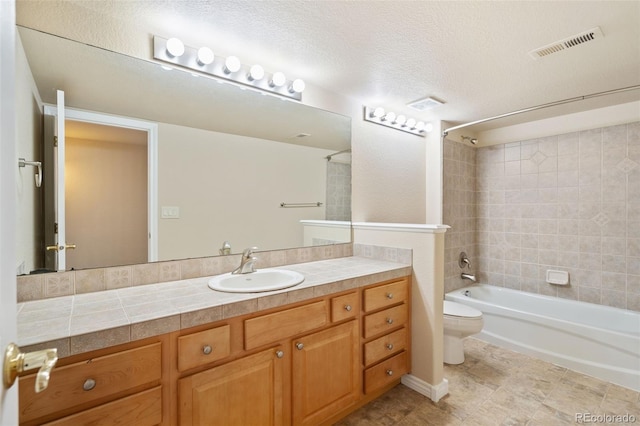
[443,300,484,364]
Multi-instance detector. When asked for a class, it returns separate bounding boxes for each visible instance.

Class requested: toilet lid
[444,300,482,318]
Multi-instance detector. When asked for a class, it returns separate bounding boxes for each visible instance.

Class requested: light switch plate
[161,206,180,219]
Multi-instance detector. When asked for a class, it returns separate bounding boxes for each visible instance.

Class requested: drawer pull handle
[83,378,96,391]
[295,342,304,350]
[386,369,393,376]
[275,350,284,359]
[386,343,394,350]
[344,304,352,312]
[386,293,393,299]
[202,345,213,355]
[386,318,394,325]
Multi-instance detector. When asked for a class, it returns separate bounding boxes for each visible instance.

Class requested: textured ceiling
[16,0,640,130]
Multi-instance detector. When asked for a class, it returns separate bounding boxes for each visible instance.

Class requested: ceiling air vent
[529,27,603,60]
[407,96,445,112]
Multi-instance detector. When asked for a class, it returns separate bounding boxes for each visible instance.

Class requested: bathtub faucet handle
[458,252,471,269]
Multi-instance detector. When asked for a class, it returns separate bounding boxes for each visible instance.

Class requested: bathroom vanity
[17,258,411,425]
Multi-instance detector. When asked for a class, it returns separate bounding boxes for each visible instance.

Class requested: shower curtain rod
[325,149,352,160]
[442,84,640,136]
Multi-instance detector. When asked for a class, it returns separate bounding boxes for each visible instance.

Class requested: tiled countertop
[17,256,411,357]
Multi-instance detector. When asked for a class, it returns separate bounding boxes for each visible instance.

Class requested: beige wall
[65,137,147,269]
[157,123,332,260]
[15,34,43,274]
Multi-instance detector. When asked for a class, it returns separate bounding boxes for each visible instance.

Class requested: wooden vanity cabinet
[18,336,169,426]
[178,345,287,426]
[361,277,411,394]
[291,320,359,425]
[19,275,411,426]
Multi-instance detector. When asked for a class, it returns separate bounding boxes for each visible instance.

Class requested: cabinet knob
[386,318,394,325]
[344,304,352,312]
[386,369,394,376]
[386,293,393,299]
[83,378,96,391]
[386,343,394,351]
[202,345,213,355]
[295,342,304,350]
[275,350,284,358]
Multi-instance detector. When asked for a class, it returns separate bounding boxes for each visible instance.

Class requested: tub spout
[461,273,477,283]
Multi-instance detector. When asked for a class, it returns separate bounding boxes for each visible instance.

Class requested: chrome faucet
[461,273,477,283]
[232,247,258,274]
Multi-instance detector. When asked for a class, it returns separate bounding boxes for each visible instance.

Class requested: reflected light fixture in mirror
[363,106,430,137]
[154,36,304,101]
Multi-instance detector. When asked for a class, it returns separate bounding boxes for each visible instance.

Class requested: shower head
[461,135,478,145]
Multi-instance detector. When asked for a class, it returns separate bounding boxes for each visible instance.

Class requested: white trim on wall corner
[401,374,449,402]
[352,222,450,233]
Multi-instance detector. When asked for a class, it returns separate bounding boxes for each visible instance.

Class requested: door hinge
[54,136,58,147]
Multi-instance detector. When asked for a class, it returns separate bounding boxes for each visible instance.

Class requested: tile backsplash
[444,121,640,312]
[17,243,353,302]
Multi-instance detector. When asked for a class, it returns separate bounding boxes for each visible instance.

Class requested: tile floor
[336,338,640,425]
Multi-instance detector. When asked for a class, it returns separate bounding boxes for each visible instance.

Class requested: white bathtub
[445,284,640,391]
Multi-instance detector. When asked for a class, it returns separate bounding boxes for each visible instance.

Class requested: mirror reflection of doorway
[43,119,149,270]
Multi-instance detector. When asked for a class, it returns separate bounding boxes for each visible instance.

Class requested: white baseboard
[401,374,449,402]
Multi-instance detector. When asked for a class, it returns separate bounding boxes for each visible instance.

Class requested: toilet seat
[444,300,482,319]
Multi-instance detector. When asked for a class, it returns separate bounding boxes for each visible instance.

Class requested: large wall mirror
[16,26,352,274]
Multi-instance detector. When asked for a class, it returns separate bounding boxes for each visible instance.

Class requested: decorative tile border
[17,243,354,303]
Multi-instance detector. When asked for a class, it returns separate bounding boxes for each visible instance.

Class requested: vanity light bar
[153,36,304,101]
[363,106,431,137]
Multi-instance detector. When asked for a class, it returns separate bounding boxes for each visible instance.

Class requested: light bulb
[424,123,434,133]
[270,72,286,87]
[371,107,385,118]
[196,47,214,66]
[406,118,417,129]
[289,79,305,93]
[248,64,265,81]
[166,37,185,58]
[224,56,241,74]
[415,121,426,131]
[395,115,406,126]
[383,112,396,122]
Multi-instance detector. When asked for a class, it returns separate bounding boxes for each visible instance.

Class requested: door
[1,0,19,422]
[43,91,69,271]
[178,347,287,426]
[43,103,158,271]
[292,320,360,425]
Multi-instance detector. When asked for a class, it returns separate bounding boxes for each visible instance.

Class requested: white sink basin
[208,269,305,293]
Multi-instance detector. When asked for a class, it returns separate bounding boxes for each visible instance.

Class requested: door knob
[3,343,58,393]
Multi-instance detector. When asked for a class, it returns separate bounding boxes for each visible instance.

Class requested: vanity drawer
[43,386,162,426]
[363,327,407,366]
[19,343,162,423]
[363,304,408,339]
[363,351,408,394]
[178,324,231,371]
[331,292,358,322]
[363,279,409,312]
[245,300,328,350]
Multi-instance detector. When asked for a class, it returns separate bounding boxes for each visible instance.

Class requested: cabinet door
[178,347,286,426]
[292,320,359,425]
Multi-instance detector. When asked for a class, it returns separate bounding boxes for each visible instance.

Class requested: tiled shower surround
[444,121,640,312]
[326,161,352,221]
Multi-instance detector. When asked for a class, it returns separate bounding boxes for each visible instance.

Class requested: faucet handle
[458,252,471,269]
[242,247,258,257]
